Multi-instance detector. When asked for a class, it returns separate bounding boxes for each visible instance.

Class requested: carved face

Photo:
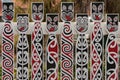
[46,14,59,32]
[61,2,74,22]
[2,2,14,21]
[32,2,44,21]
[91,2,104,21]
[107,14,119,32]
[76,14,88,33]
[17,14,29,33]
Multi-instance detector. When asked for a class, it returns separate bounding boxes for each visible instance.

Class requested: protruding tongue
[79,27,84,32]
[95,15,100,20]
[66,15,71,21]
[109,27,115,32]
[36,15,40,20]
[6,15,12,20]
[49,27,55,32]
[19,27,24,31]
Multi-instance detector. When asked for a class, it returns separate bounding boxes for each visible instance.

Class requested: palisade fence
[1,1,120,80]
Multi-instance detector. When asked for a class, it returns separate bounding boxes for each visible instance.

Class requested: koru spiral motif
[46,34,59,80]
[106,14,119,80]
[46,13,59,80]
[76,14,88,80]
[2,2,14,80]
[16,14,29,80]
[90,2,104,80]
[31,2,44,80]
[61,2,74,80]
[61,22,73,80]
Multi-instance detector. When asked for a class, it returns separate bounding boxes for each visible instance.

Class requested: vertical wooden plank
[16,14,29,80]
[31,2,44,80]
[61,2,74,80]
[46,13,59,80]
[2,2,14,80]
[90,2,104,80]
[76,14,88,80]
[106,14,119,80]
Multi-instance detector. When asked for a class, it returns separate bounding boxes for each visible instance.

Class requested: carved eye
[54,16,58,22]
[47,16,52,22]
[9,5,13,10]
[92,4,97,11]
[3,5,7,10]
[68,5,73,10]
[98,4,103,11]
[33,5,37,11]
[83,17,88,23]
[77,17,81,20]
[38,5,43,12]
[17,16,22,24]
[23,16,28,24]
[114,16,118,22]
[107,16,112,22]
[62,5,66,11]
[77,17,82,22]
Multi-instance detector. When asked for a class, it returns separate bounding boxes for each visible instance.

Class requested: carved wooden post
[46,13,59,80]
[31,2,44,80]
[16,14,29,80]
[90,2,104,80]
[2,2,14,80]
[106,14,119,80]
[75,14,88,80]
[61,2,74,80]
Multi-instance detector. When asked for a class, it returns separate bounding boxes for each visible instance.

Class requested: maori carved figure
[61,2,74,80]
[90,2,104,80]
[106,14,119,80]
[46,13,59,80]
[2,2,14,80]
[76,14,88,80]
[31,2,44,80]
[16,14,29,80]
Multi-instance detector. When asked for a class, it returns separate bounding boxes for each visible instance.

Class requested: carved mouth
[95,15,100,20]
[79,27,84,32]
[19,27,25,31]
[35,15,40,20]
[6,15,12,20]
[109,27,115,32]
[65,15,71,21]
[49,27,55,32]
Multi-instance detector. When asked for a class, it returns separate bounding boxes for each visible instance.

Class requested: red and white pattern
[32,22,43,80]
[46,34,59,80]
[90,22,103,80]
[76,14,88,80]
[76,34,88,80]
[106,34,119,80]
[2,23,14,80]
[61,22,73,80]
[16,14,29,80]
[46,13,59,80]
[106,14,119,80]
